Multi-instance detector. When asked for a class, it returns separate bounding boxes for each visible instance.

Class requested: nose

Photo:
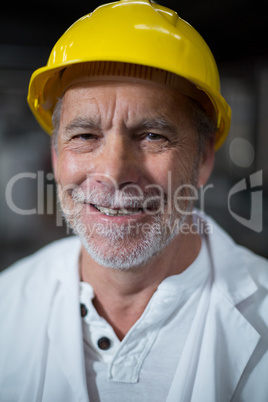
[93,133,141,189]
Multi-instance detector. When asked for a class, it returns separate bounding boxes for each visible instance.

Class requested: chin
[80,237,163,270]
[76,218,181,271]
[61,198,189,270]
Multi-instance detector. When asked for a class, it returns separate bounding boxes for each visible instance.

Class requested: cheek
[145,150,197,195]
[56,151,95,187]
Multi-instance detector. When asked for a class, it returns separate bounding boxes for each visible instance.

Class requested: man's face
[53,80,210,269]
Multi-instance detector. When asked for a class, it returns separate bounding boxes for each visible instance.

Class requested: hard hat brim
[28,59,231,150]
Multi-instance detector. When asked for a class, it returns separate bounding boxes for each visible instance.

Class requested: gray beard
[58,194,188,271]
[73,212,185,270]
[57,166,198,270]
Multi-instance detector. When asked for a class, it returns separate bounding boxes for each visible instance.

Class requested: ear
[51,144,58,183]
[197,137,215,188]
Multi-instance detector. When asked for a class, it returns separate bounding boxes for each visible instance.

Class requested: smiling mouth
[91,204,143,216]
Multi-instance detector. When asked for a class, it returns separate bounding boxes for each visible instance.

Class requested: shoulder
[237,245,268,287]
[0,235,81,278]
[0,236,82,390]
[0,236,81,303]
[202,212,268,287]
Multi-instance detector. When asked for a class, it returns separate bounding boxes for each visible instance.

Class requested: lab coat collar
[47,238,89,402]
[167,215,261,402]
[206,213,258,305]
[205,217,260,400]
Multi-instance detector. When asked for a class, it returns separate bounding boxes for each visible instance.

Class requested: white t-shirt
[80,236,211,401]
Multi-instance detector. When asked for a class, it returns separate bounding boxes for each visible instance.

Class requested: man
[1,1,267,401]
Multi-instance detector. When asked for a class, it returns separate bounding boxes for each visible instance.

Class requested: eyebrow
[64,117,100,133]
[136,118,177,134]
[64,116,177,135]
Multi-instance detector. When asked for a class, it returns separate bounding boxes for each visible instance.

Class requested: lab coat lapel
[194,223,261,401]
[167,217,261,402]
[47,246,89,402]
[167,285,260,402]
[190,287,261,402]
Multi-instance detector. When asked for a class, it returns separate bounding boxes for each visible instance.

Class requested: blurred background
[0,0,267,271]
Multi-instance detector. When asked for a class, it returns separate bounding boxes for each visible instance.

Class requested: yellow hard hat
[27,0,231,149]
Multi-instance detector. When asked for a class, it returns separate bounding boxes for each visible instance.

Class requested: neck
[80,228,201,340]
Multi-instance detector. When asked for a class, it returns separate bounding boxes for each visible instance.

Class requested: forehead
[61,80,192,121]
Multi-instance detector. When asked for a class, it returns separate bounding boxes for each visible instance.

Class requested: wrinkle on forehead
[61,80,193,133]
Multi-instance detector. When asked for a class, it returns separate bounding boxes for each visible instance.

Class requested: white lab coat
[0,214,268,402]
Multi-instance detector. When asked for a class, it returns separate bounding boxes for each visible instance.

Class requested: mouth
[91,204,143,216]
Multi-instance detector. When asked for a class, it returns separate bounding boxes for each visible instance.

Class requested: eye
[146,133,167,141]
[72,133,98,141]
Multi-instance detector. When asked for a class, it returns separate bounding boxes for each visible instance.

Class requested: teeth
[94,205,141,216]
